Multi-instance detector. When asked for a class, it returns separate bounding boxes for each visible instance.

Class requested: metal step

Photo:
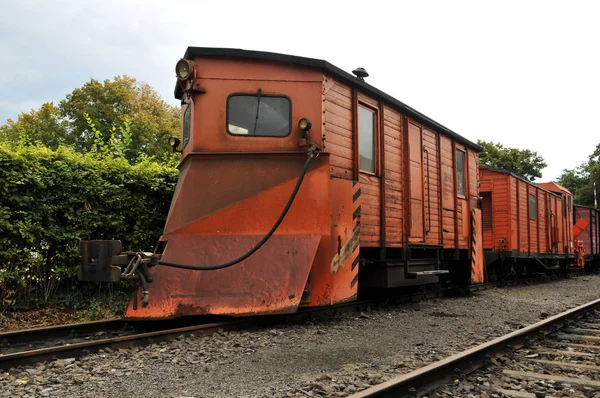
[407,270,449,277]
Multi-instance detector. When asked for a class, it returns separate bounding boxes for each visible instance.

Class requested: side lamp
[168,136,182,153]
[298,118,312,147]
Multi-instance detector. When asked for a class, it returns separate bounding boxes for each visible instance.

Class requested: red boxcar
[574,204,600,268]
[480,168,574,275]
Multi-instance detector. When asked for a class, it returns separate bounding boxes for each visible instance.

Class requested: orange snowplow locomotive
[80,47,494,319]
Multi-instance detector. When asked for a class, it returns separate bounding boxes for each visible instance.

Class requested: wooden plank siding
[480,168,565,256]
[479,173,511,250]
[322,75,354,179]
[440,136,456,247]
[382,106,403,245]
[322,73,478,252]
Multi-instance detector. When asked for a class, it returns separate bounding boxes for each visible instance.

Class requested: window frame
[357,102,379,175]
[182,102,192,148]
[529,193,537,220]
[455,149,466,198]
[225,92,292,138]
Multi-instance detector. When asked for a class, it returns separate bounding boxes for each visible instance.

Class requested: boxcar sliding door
[408,122,424,242]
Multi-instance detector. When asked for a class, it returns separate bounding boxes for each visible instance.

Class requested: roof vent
[352,67,369,80]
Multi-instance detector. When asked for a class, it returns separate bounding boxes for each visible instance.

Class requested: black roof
[574,203,599,211]
[176,47,482,151]
[479,166,561,197]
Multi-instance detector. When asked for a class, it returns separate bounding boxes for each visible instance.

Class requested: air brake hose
[156,147,318,271]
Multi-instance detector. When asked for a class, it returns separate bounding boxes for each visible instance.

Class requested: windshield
[227,94,290,137]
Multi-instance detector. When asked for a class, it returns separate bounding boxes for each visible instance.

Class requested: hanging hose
[155,146,319,271]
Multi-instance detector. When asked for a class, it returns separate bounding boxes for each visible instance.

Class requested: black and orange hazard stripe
[470,208,485,283]
[350,180,361,288]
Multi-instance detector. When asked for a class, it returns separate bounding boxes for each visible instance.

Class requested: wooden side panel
[552,195,558,252]
[383,106,403,244]
[564,193,574,253]
[467,148,479,201]
[538,192,546,253]
[322,76,354,179]
[492,175,511,250]
[528,189,538,253]
[423,128,441,245]
[359,173,381,244]
[479,169,511,251]
[510,176,518,252]
[556,197,564,253]
[517,181,529,253]
[323,77,383,247]
[357,92,381,247]
[479,170,493,249]
[455,144,469,249]
[408,123,424,242]
[440,135,455,247]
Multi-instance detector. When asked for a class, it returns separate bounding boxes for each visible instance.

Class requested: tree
[0,75,181,163]
[477,140,547,182]
[0,102,71,148]
[558,143,600,206]
[59,75,180,162]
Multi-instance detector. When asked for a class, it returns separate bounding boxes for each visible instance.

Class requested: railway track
[0,271,585,372]
[350,296,600,398]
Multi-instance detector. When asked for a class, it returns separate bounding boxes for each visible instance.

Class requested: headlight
[175,59,193,80]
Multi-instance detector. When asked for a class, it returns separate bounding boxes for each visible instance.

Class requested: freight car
[79,47,487,319]
[479,167,576,278]
[573,204,600,270]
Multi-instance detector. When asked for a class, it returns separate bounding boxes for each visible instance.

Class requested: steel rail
[0,271,588,371]
[349,297,600,398]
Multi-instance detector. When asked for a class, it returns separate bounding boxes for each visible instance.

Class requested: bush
[0,142,178,311]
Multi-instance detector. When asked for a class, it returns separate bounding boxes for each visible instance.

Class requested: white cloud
[1,0,599,180]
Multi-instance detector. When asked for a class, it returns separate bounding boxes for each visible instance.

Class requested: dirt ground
[0,308,83,332]
[3,274,600,397]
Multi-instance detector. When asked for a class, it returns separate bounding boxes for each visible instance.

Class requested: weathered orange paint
[480,168,572,256]
[123,49,483,318]
[574,205,599,260]
[536,182,574,254]
[470,208,485,283]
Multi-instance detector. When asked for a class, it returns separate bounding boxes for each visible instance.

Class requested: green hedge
[0,143,178,310]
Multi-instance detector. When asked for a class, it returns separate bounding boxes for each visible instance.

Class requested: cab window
[227,93,291,137]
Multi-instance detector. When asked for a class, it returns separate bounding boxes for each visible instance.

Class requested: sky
[1,0,599,181]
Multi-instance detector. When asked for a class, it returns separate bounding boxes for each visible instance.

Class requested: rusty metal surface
[164,156,328,235]
[125,234,321,318]
[0,319,248,371]
[79,240,122,282]
[124,155,355,318]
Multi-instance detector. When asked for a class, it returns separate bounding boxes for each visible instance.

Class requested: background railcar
[480,168,575,276]
[574,204,600,269]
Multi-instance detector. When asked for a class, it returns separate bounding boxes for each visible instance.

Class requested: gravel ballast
[2,275,600,397]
